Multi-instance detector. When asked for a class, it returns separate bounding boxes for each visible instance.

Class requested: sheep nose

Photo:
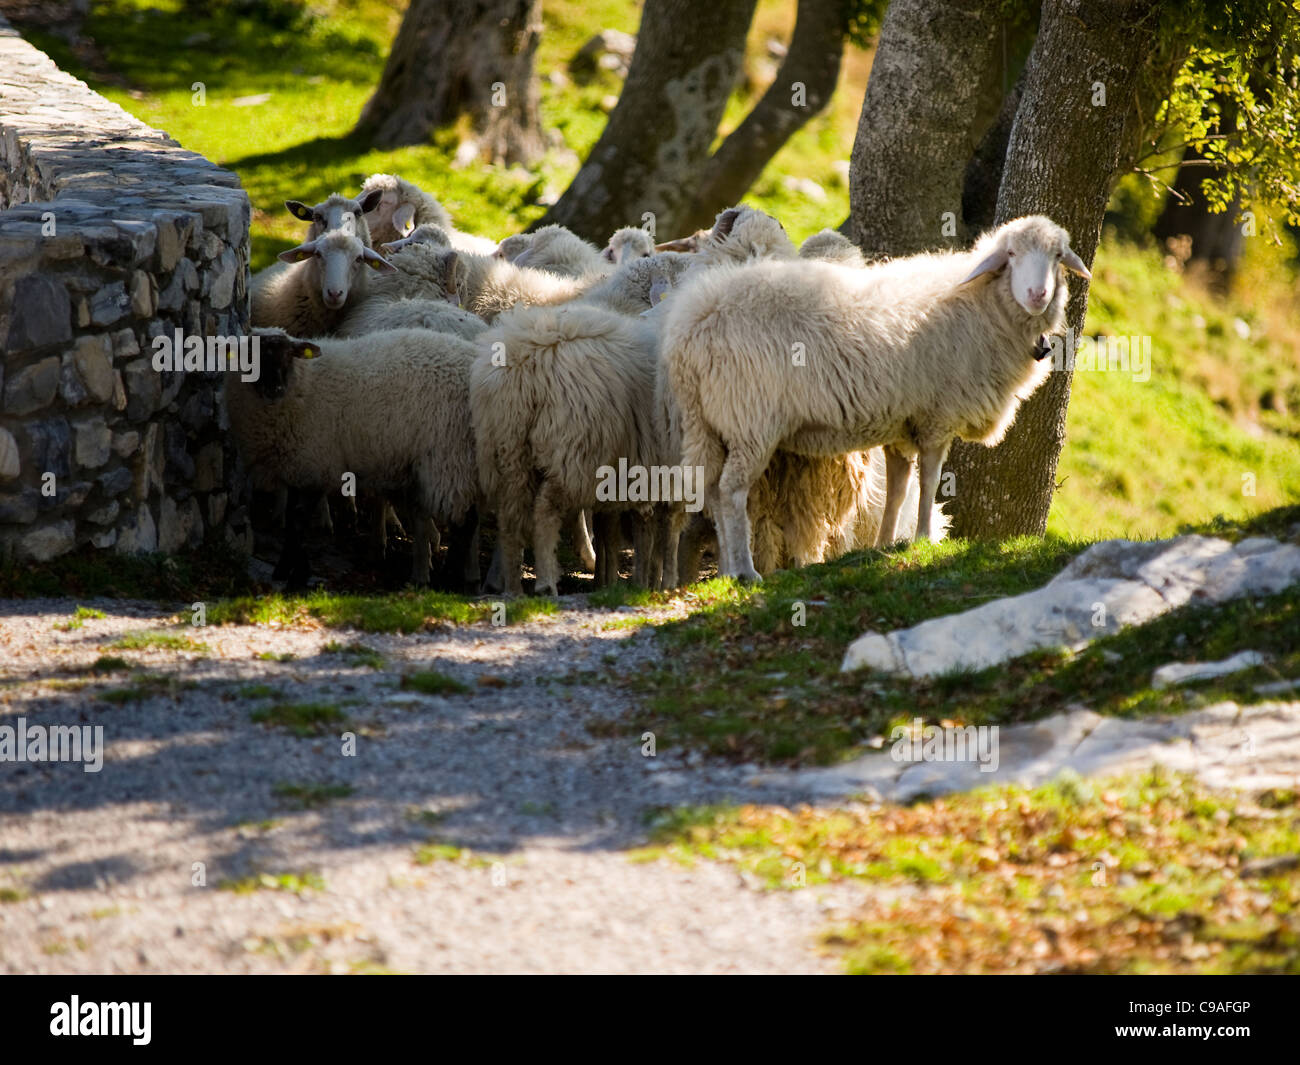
[1027,286,1046,305]
[326,288,344,303]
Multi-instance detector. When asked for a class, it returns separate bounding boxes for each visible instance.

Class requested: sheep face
[964,215,1091,318]
[603,226,654,264]
[278,232,397,310]
[360,180,415,245]
[251,331,320,401]
[285,190,382,241]
[495,234,533,262]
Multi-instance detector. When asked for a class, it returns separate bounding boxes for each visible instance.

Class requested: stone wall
[0,15,252,562]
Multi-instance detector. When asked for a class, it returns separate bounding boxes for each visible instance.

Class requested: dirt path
[0,597,860,974]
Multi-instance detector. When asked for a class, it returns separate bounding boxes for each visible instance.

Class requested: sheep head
[250,329,319,402]
[603,226,654,264]
[278,231,396,311]
[284,191,381,243]
[495,233,534,262]
[962,215,1090,320]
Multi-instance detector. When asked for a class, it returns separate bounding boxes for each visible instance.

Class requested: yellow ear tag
[301,346,318,359]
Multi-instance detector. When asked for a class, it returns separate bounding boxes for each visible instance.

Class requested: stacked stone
[0,16,253,562]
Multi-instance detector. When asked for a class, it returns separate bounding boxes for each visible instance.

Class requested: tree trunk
[943,0,1164,539]
[538,0,759,244]
[848,0,1010,257]
[675,0,850,235]
[354,0,544,165]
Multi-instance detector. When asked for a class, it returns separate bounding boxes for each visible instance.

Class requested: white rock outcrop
[842,535,1300,677]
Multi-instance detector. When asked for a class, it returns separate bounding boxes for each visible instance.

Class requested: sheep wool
[471,302,660,595]
[664,214,1084,580]
[226,327,479,586]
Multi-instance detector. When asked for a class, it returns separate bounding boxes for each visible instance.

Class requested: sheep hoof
[735,568,762,585]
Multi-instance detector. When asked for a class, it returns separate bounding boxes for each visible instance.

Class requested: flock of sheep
[233,172,1090,593]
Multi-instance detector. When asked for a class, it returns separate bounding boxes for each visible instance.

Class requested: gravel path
[0,596,857,974]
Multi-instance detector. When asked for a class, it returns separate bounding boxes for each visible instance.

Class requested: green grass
[99,672,194,703]
[636,770,1300,974]
[218,871,326,895]
[400,670,469,696]
[0,542,253,599]
[272,781,355,808]
[323,640,386,668]
[256,650,297,662]
[53,606,106,632]
[80,655,130,674]
[631,506,1300,765]
[108,630,210,653]
[250,701,350,737]
[206,589,555,633]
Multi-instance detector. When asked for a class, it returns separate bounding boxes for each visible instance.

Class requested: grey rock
[0,427,19,481]
[116,504,157,554]
[4,356,60,415]
[70,333,115,403]
[97,465,133,498]
[16,520,75,562]
[4,275,71,352]
[123,358,162,421]
[72,415,112,468]
[88,280,130,326]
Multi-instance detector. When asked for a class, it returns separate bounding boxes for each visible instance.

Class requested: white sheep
[227,327,480,589]
[471,302,660,595]
[494,233,534,262]
[799,228,866,268]
[691,205,798,268]
[286,189,384,243]
[512,223,609,278]
[251,230,396,337]
[602,226,655,265]
[359,173,498,255]
[664,214,1088,580]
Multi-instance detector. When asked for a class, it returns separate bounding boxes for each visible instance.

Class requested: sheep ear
[357,188,384,215]
[285,200,314,222]
[512,247,534,267]
[712,208,741,240]
[1061,247,1091,278]
[379,237,409,256]
[277,241,317,264]
[392,203,416,237]
[602,245,616,263]
[961,247,1009,284]
[362,247,398,274]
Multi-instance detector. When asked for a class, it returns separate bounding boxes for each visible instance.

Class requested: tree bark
[538,0,759,243]
[848,0,1010,257]
[675,0,850,235]
[354,0,544,165]
[943,0,1165,539]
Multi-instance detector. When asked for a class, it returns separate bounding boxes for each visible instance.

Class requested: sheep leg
[592,511,623,588]
[915,441,951,542]
[677,511,713,585]
[717,446,767,582]
[482,543,505,595]
[533,479,567,596]
[875,446,913,548]
[274,487,320,590]
[574,509,596,572]
[660,503,685,589]
[435,507,479,592]
[411,514,433,586]
[632,508,658,589]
